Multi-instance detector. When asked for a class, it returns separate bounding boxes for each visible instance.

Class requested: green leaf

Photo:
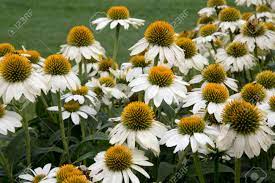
[73,151,97,163]
[157,162,175,182]
[32,146,64,156]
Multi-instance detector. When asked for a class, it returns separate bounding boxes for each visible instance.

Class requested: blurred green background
[1,0,239,63]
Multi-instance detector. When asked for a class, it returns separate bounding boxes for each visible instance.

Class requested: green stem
[22,115,31,165]
[234,158,241,183]
[214,155,219,183]
[40,93,57,123]
[193,153,205,183]
[112,25,120,61]
[80,120,87,165]
[211,41,217,54]
[57,90,70,162]
[78,61,83,82]
[229,29,234,42]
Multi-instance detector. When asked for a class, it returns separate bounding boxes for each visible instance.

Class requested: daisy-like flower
[47,100,96,125]
[125,55,152,82]
[0,104,22,135]
[87,76,126,105]
[62,85,98,105]
[129,65,189,107]
[18,47,45,67]
[235,20,275,51]
[217,100,274,158]
[196,16,217,31]
[19,163,58,183]
[63,175,90,183]
[176,37,209,74]
[43,54,80,93]
[89,58,118,77]
[0,54,47,103]
[0,43,15,58]
[216,41,255,72]
[242,12,254,21]
[194,24,225,44]
[256,70,275,94]
[182,83,230,122]
[60,25,106,63]
[190,64,238,91]
[92,6,144,30]
[109,102,167,155]
[56,164,84,182]
[259,96,275,127]
[89,145,153,183]
[218,7,245,33]
[160,115,218,153]
[250,5,275,22]
[235,0,272,7]
[198,0,228,17]
[129,21,185,68]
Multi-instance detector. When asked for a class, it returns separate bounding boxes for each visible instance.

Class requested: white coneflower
[89,57,118,77]
[190,64,238,92]
[55,164,85,182]
[234,20,275,51]
[216,41,255,72]
[129,21,185,68]
[48,100,96,125]
[18,46,45,68]
[250,5,275,22]
[60,25,106,63]
[160,115,218,153]
[194,24,225,44]
[19,163,58,183]
[109,102,167,155]
[89,145,152,183]
[198,0,228,17]
[218,7,245,33]
[217,100,274,158]
[92,6,144,30]
[129,65,189,107]
[0,54,47,103]
[182,83,231,122]
[259,95,275,127]
[255,70,275,95]
[235,0,272,7]
[0,43,15,59]
[0,104,22,135]
[176,37,209,74]
[42,54,81,93]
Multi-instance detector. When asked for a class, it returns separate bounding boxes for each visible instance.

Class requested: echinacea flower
[18,48,44,68]
[160,115,218,153]
[216,41,255,72]
[129,21,185,68]
[0,54,47,103]
[250,5,275,23]
[259,95,275,127]
[218,7,245,33]
[0,43,15,58]
[190,64,238,92]
[48,100,96,125]
[198,0,228,17]
[176,37,209,74]
[235,0,272,7]
[19,163,58,183]
[43,54,80,93]
[182,83,231,122]
[63,175,90,183]
[89,58,118,77]
[217,100,274,158]
[92,6,145,30]
[60,25,106,63]
[109,102,167,155]
[194,24,225,44]
[62,85,98,105]
[256,70,275,95]
[129,65,189,107]
[89,145,153,183]
[0,104,22,135]
[56,164,84,182]
[235,20,275,51]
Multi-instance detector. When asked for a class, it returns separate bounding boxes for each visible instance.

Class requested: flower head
[107,6,130,20]
[0,43,15,57]
[207,0,227,7]
[67,25,94,47]
[219,7,241,22]
[44,54,71,76]
[202,83,229,103]
[256,70,275,90]
[202,64,226,83]
[241,83,266,104]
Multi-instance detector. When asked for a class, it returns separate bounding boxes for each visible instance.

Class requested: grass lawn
[1,0,238,63]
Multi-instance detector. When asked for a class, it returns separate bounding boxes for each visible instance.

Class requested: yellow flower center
[219,7,241,22]
[226,42,248,58]
[56,164,83,182]
[202,83,229,103]
[207,0,226,7]
[256,5,271,13]
[107,6,130,20]
[99,76,116,87]
[0,43,15,57]
[18,50,41,64]
[72,86,89,95]
[176,37,197,59]
[105,145,133,172]
[130,55,150,68]
[63,175,89,183]
[242,12,253,21]
[202,64,226,83]
[178,115,205,135]
[199,24,218,37]
[256,70,275,89]
[269,96,275,111]
[242,20,266,37]
[33,174,46,183]
[264,22,275,31]
[0,54,32,83]
[44,54,71,75]
[197,16,215,25]
[0,105,5,118]
[148,65,174,87]
[222,100,261,134]
[67,25,94,47]
[241,83,266,105]
[144,21,175,47]
[64,100,81,112]
[121,102,154,131]
[98,58,117,72]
